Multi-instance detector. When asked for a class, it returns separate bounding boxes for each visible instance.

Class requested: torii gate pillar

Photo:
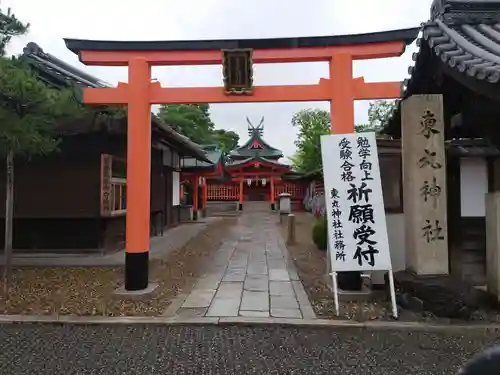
[124,58,152,291]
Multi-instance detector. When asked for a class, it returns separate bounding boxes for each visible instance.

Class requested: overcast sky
[4,0,434,160]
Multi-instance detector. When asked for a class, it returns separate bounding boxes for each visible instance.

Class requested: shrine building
[180,117,308,217]
[0,42,209,252]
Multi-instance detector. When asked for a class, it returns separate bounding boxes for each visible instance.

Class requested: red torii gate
[65,27,419,291]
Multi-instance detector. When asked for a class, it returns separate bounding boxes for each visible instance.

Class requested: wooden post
[270,177,275,210]
[239,178,244,211]
[202,178,207,217]
[486,192,500,303]
[124,57,152,291]
[329,53,355,134]
[3,150,14,295]
[287,213,296,245]
[193,175,199,221]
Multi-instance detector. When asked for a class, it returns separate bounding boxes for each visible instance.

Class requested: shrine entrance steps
[165,209,316,319]
[243,201,271,212]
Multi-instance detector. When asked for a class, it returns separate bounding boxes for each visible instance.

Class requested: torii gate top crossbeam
[64,27,419,66]
[63,26,420,292]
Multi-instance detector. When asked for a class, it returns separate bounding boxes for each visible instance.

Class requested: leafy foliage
[212,129,239,153]
[291,108,330,173]
[0,57,84,157]
[158,104,214,144]
[158,103,239,151]
[355,100,396,133]
[312,215,328,251]
[291,100,396,174]
[0,7,29,57]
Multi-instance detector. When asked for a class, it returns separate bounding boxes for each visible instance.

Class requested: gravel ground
[282,213,500,323]
[0,218,236,316]
[281,212,396,320]
[0,323,498,374]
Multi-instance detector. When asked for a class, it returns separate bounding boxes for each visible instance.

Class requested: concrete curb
[1,314,500,331]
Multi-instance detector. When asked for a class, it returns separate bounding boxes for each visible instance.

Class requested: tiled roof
[386,0,500,135]
[226,155,291,169]
[418,19,500,84]
[21,42,209,161]
[230,121,283,159]
[181,149,221,169]
[22,42,111,88]
[446,138,500,157]
[402,0,500,96]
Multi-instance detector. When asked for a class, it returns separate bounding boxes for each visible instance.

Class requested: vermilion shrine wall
[206,180,307,202]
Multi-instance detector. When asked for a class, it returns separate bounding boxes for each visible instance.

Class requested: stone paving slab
[239,310,270,317]
[207,298,240,317]
[215,282,243,298]
[244,278,268,292]
[222,271,246,282]
[271,308,302,318]
[241,291,269,311]
[175,208,316,320]
[182,289,217,308]
[271,295,300,310]
[269,281,294,296]
[175,307,207,318]
[292,281,317,319]
[269,269,290,281]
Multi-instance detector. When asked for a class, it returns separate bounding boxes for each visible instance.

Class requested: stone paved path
[169,204,316,319]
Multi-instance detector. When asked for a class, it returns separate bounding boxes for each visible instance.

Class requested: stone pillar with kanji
[401,94,449,275]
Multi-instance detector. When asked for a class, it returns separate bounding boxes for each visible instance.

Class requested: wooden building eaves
[225,155,291,170]
[384,0,500,138]
[21,42,209,161]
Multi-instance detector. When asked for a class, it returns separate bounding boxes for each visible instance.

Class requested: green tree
[290,100,397,174]
[291,108,330,173]
[0,7,29,56]
[0,57,84,293]
[158,103,241,152]
[158,104,215,144]
[355,100,396,133]
[212,129,239,152]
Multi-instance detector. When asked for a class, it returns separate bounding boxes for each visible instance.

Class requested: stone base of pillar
[271,203,275,211]
[124,251,149,291]
[202,208,207,218]
[193,210,198,221]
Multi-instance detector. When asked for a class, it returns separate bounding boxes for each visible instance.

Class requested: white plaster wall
[372,213,406,285]
[172,171,180,206]
[460,158,488,217]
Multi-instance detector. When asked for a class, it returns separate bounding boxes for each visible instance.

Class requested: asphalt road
[0,324,499,375]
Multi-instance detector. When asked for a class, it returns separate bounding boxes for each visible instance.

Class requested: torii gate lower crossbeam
[65,28,419,291]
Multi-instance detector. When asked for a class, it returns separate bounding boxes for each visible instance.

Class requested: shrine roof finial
[229,116,283,159]
[247,116,264,136]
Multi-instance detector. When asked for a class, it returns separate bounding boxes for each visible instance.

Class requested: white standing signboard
[320,132,397,318]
